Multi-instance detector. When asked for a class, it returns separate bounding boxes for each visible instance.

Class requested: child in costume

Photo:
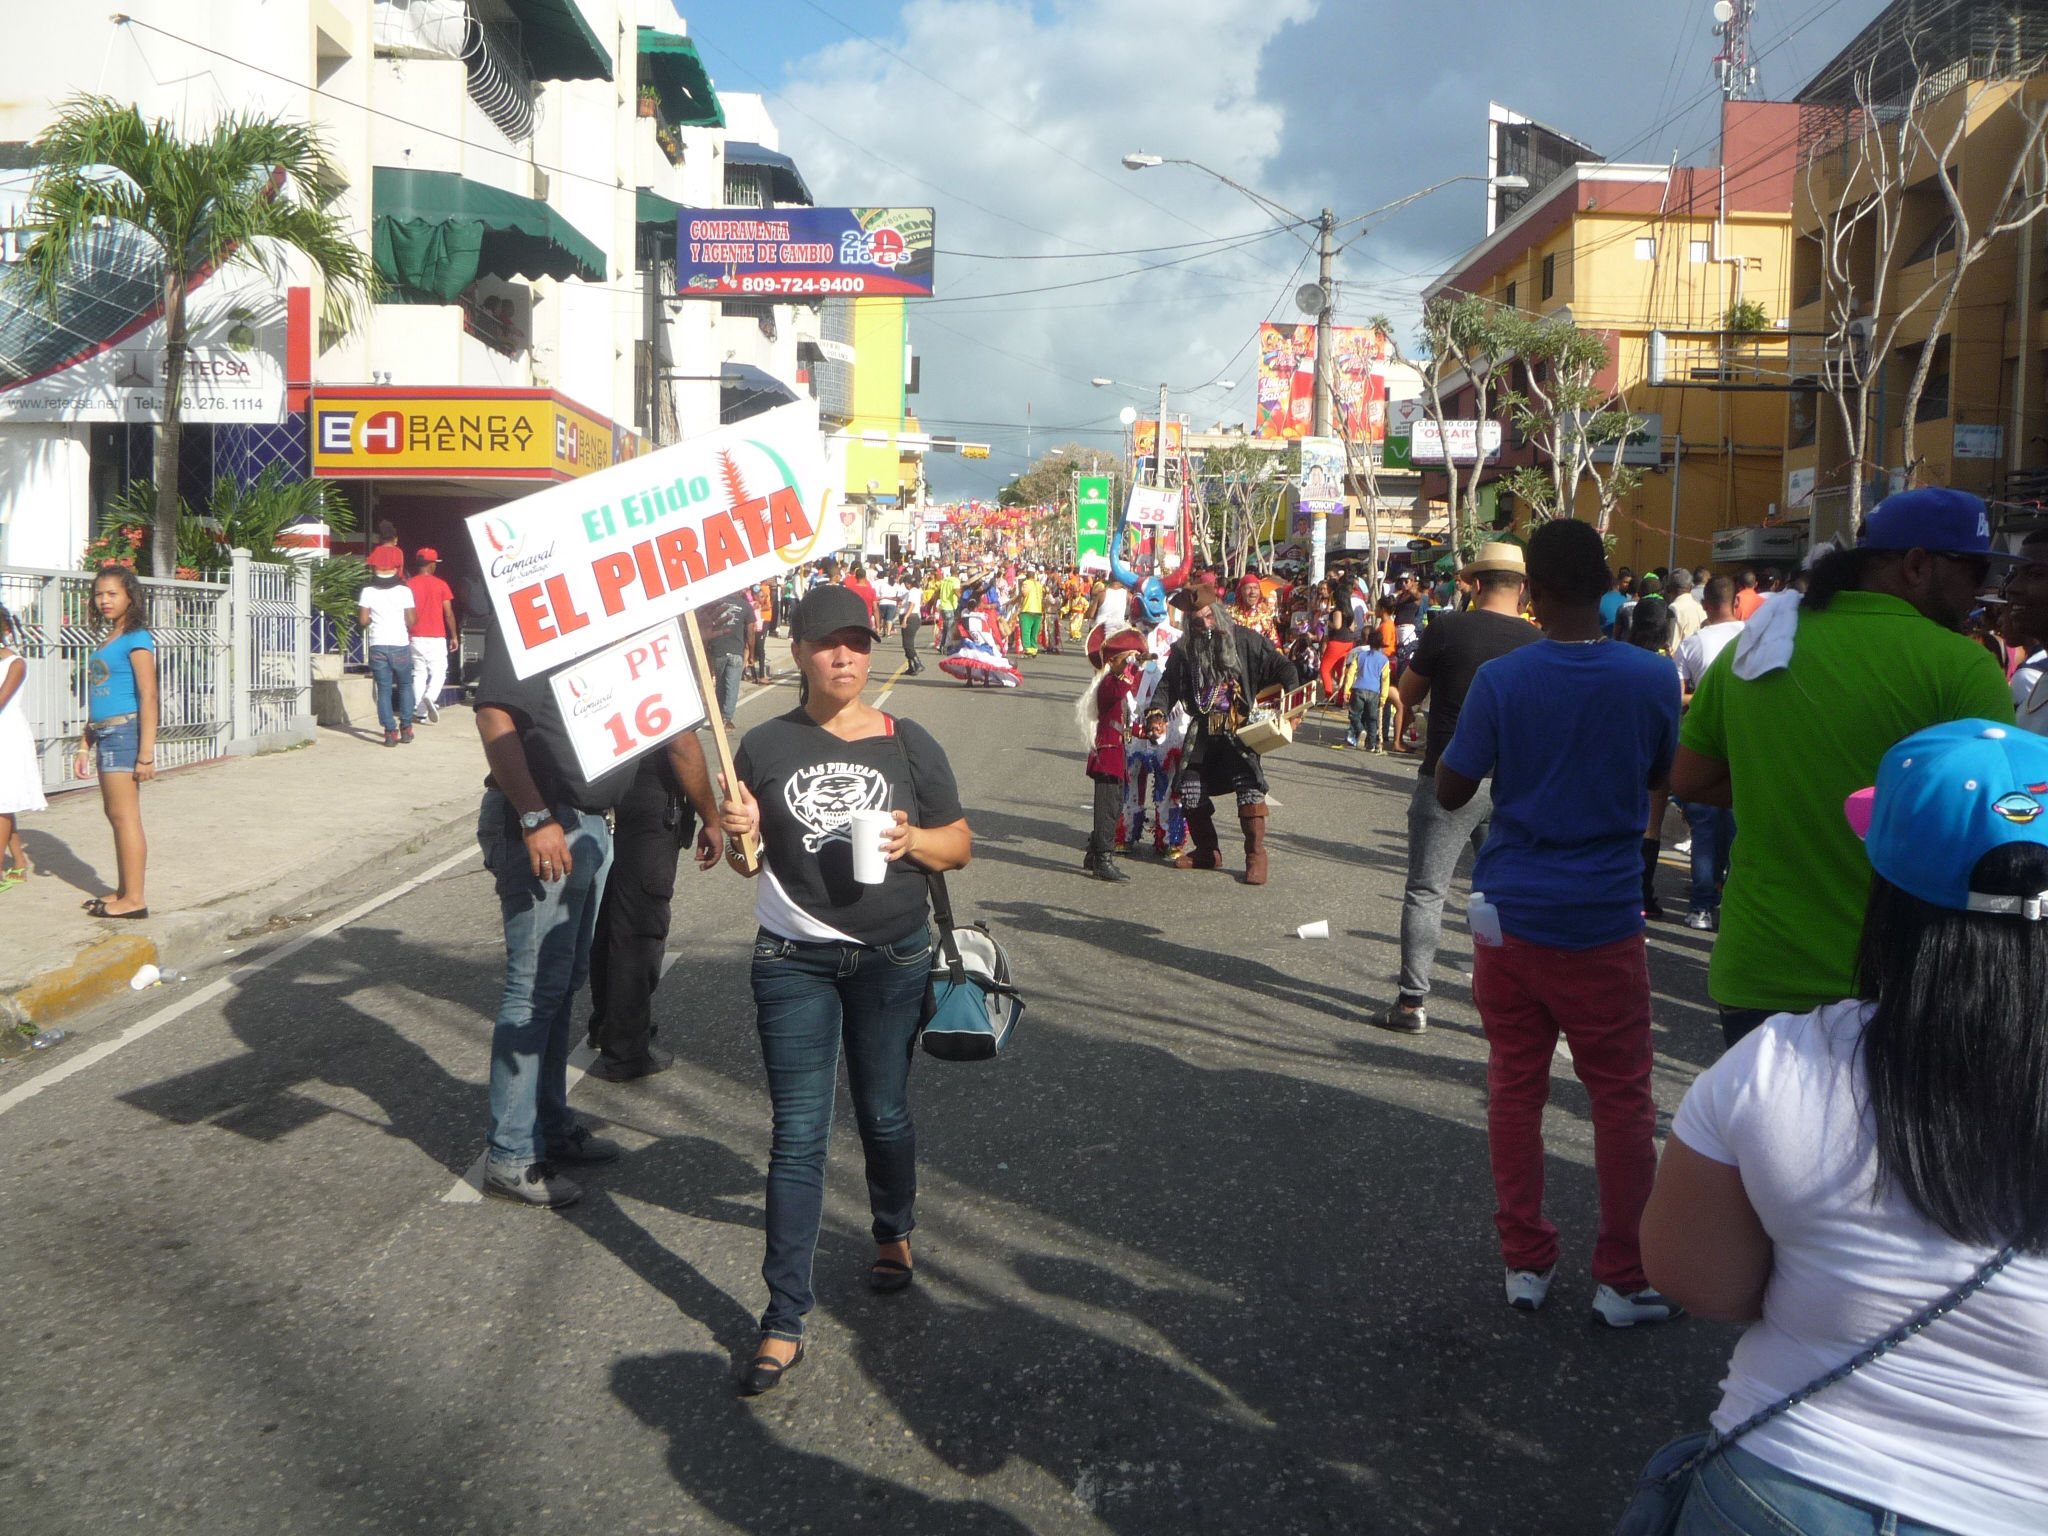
[1121,705,1186,857]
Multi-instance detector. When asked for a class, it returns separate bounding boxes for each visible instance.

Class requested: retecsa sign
[675,208,935,298]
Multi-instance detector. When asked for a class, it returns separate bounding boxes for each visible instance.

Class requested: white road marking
[0,844,480,1121]
[442,951,687,1203]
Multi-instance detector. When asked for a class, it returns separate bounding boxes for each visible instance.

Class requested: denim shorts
[93,717,141,774]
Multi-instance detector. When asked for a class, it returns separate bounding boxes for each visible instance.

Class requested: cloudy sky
[677,0,1878,496]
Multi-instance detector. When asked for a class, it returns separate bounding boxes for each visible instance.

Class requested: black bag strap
[1665,1239,2020,1484]
[889,716,969,986]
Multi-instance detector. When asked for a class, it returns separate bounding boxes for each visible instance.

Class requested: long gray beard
[1189,622,1242,695]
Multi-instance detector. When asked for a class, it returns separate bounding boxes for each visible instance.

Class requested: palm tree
[21,96,377,577]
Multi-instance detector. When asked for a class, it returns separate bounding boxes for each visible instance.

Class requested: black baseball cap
[790,584,879,643]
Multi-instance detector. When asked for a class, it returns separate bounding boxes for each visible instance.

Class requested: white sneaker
[1590,1284,1682,1328]
[1673,838,1692,854]
[424,698,440,723]
[1683,909,1717,931]
[1504,1266,1554,1311]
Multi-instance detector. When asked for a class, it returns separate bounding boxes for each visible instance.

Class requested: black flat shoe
[870,1258,914,1294]
[738,1340,805,1396]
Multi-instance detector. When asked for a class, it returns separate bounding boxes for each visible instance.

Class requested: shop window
[1504,280,1517,309]
[1541,252,1556,300]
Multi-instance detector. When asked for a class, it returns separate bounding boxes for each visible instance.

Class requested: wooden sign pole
[680,607,759,873]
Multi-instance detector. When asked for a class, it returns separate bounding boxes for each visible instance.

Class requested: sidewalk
[1,710,489,1035]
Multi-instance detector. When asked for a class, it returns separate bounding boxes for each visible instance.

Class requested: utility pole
[1312,208,1336,437]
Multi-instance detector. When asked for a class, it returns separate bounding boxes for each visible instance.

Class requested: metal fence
[0,550,314,795]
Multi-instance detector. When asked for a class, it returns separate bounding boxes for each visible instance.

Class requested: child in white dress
[0,604,47,887]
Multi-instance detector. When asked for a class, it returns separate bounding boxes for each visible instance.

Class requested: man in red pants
[1434,519,1683,1328]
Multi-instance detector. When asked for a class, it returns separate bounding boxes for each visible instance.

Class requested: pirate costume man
[1158,587,1301,884]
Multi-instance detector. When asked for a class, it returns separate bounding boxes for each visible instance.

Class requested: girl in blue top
[71,564,156,919]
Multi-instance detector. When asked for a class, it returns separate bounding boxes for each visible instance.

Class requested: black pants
[588,758,693,1065]
[1089,775,1123,856]
[901,611,922,668]
[1719,1006,1778,1050]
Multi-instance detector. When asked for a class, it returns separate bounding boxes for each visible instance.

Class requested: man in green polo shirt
[1672,487,2017,1045]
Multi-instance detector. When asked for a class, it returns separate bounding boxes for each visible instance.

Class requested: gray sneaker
[1591,1284,1683,1328]
[484,1160,582,1207]
[547,1126,622,1165]
[1374,1000,1428,1034]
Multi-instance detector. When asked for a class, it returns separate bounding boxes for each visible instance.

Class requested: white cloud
[771,0,1321,494]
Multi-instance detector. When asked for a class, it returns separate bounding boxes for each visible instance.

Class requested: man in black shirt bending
[1379,543,1538,1033]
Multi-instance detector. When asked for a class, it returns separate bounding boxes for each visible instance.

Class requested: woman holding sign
[718,584,974,1396]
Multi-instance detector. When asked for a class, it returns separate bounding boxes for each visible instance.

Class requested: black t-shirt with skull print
[734,707,964,947]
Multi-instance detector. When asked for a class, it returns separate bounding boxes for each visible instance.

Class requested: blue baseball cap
[1859,486,2020,562]
[1847,719,2048,914]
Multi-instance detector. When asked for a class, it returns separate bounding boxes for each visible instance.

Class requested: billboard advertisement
[1297,436,1346,513]
[675,207,935,298]
[1254,323,1391,442]
[1408,419,1503,463]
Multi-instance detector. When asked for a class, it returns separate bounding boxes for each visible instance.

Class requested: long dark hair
[1856,841,2048,1252]
[1802,545,1891,612]
[92,562,148,637]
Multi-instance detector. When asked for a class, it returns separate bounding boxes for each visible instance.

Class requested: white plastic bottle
[1467,891,1503,947]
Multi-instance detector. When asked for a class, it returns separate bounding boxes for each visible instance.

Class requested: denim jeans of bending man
[749,926,930,1341]
[1397,773,1493,1005]
[479,792,613,1171]
[713,650,745,724]
[1676,1443,1959,1536]
[368,643,416,731]
[1680,799,1735,914]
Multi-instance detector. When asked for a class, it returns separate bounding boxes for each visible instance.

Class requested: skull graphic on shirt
[785,762,892,851]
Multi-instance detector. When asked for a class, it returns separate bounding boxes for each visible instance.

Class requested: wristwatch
[520,809,554,833]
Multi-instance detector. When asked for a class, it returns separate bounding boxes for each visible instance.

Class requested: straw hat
[1461,541,1527,579]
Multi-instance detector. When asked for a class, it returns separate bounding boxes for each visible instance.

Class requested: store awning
[724,142,813,207]
[635,187,689,229]
[637,28,723,128]
[720,362,801,426]
[372,167,606,302]
[503,0,611,82]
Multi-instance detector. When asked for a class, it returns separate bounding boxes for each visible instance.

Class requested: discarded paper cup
[129,963,161,990]
[1296,920,1330,940]
[849,808,896,885]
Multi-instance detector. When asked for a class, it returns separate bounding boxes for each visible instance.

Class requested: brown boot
[1173,807,1224,869]
[1240,805,1269,885]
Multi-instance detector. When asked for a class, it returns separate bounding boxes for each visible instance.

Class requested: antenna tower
[1712,0,1758,101]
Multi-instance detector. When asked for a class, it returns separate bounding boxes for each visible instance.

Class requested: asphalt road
[0,647,1736,1535]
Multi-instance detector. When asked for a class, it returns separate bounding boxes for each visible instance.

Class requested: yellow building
[1424,102,1802,571]
[1785,8,2048,542]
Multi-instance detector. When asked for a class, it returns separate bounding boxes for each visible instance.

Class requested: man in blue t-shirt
[1436,518,1681,1331]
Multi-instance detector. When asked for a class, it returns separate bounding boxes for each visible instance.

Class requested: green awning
[637,28,724,127]
[505,0,611,82]
[635,187,688,229]
[372,167,606,303]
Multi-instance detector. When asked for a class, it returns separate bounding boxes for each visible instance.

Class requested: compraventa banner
[675,207,935,298]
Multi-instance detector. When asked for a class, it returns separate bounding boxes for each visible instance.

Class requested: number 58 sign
[548,618,707,782]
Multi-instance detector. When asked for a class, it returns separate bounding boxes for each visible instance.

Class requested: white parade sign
[467,401,833,679]
[547,619,708,783]
[1124,484,1181,528]
[1408,418,1503,463]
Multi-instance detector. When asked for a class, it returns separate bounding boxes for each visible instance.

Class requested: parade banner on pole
[1077,475,1111,561]
[466,403,832,680]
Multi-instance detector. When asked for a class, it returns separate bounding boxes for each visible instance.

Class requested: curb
[0,801,481,1045]
[5,935,159,1033]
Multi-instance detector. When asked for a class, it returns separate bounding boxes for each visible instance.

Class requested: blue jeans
[1678,1444,1961,1536]
[713,650,745,723]
[91,716,141,773]
[1349,687,1381,747]
[368,643,416,731]
[478,792,613,1170]
[1681,800,1735,914]
[749,925,931,1340]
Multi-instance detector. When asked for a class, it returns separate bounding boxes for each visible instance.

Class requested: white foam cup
[1297,920,1330,940]
[849,808,896,884]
